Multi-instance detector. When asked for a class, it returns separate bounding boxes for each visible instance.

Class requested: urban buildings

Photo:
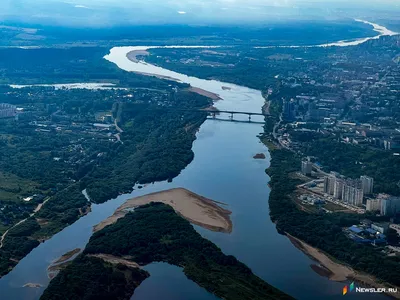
[366,198,381,212]
[371,222,389,234]
[0,103,16,118]
[365,194,400,216]
[324,174,336,195]
[283,98,295,121]
[342,180,364,206]
[345,223,387,245]
[379,194,400,216]
[360,175,374,195]
[324,172,366,206]
[334,179,344,200]
[301,160,313,176]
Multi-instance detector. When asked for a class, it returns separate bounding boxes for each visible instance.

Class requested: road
[114,119,124,144]
[0,196,50,248]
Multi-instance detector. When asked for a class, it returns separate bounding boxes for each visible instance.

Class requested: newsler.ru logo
[343,282,398,295]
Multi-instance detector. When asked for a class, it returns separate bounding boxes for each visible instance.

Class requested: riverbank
[287,233,353,281]
[266,144,400,298]
[287,233,400,299]
[52,248,81,265]
[188,87,221,101]
[94,188,232,233]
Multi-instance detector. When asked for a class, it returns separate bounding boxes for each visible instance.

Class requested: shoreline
[188,87,221,101]
[287,233,400,299]
[125,49,222,100]
[126,50,149,63]
[94,188,232,233]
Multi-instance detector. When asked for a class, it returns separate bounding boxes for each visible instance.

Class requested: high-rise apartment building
[301,161,313,176]
[324,175,336,195]
[342,182,364,206]
[366,198,381,212]
[0,103,16,118]
[360,175,374,195]
[333,179,344,200]
[378,194,400,216]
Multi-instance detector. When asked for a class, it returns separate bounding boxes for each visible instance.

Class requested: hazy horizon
[1,0,399,27]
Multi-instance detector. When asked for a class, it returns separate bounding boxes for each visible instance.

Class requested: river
[0,25,395,299]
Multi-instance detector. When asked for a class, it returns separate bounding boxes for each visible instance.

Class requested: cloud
[74,5,89,8]
[177,11,186,14]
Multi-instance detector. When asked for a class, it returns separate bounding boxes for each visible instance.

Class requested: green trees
[42,203,292,300]
[41,255,149,300]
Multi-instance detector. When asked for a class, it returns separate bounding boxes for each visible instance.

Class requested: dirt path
[0,196,51,248]
[87,254,140,269]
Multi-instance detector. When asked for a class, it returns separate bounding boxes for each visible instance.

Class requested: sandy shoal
[188,87,221,100]
[287,233,400,299]
[127,50,150,62]
[94,188,232,233]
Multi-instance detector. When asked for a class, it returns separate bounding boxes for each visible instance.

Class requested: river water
[0,43,391,299]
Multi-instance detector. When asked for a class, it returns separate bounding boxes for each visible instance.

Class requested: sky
[1,0,399,27]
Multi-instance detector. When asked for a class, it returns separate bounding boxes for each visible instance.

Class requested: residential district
[296,159,400,254]
[264,36,400,255]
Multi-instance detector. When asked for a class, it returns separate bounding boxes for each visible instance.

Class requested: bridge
[147,107,270,122]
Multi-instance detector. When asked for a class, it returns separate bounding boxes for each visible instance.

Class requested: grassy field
[0,172,39,203]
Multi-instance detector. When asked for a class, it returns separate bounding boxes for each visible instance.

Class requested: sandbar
[53,248,81,265]
[188,87,221,101]
[127,50,150,62]
[94,188,232,233]
[287,233,400,298]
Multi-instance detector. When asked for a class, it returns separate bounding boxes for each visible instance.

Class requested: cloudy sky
[1,0,399,27]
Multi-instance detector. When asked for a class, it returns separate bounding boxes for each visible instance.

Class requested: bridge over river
[146,107,270,122]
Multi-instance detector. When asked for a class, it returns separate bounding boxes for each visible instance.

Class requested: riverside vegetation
[41,203,292,300]
[0,47,211,277]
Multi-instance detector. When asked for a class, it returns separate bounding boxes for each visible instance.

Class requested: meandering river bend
[0,35,394,299]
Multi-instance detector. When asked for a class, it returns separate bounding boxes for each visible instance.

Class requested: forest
[0,46,212,278]
[0,47,186,89]
[40,255,149,300]
[0,90,209,276]
[41,203,292,300]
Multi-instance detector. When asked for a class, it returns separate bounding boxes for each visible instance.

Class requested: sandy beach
[287,234,354,281]
[126,50,150,62]
[287,233,400,298]
[188,87,221,100]
[94,188,232,233]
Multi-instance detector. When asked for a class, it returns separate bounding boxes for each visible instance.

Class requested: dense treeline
[0,90,208,277]
[0,217,40,276]
[35,184,90,236]
[43,203,292,300]
[0,182,90,276]
[40,255,149,300]
[0,47,186,89]
[267,148,400,286]
[84,95,209,203]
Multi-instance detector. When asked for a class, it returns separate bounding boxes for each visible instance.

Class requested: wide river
[0,41,393,299]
